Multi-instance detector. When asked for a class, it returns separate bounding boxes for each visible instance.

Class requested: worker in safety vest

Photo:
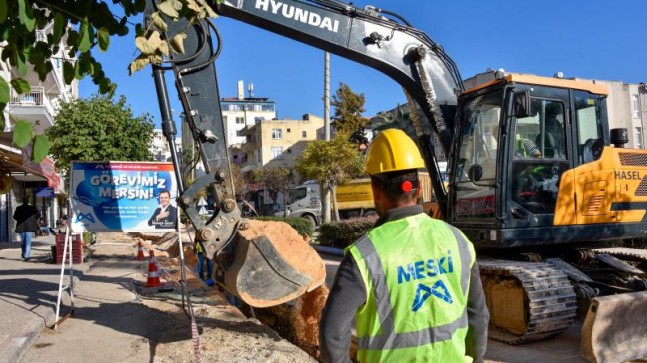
[319,129,489,363]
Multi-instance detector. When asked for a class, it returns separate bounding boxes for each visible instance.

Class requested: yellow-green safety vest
[346,213,476,362]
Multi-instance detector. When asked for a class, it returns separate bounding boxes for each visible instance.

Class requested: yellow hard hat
[365,129,425,174]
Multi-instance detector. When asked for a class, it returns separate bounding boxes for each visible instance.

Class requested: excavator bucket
[581,290,647,363]
[222,220,326,308]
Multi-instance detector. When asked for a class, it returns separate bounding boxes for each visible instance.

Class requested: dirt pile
[254,285,330,359]
[138,297,317,363]
[238,220,326,285]
[133,224,330,360]
[230,220,326,307]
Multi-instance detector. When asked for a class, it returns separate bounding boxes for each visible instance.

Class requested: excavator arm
[215,0,463,212]
[145,0,462,306]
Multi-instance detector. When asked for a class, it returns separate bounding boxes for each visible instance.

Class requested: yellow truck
[278,171,437,226]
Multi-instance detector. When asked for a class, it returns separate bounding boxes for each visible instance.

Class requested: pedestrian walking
[319,129,490,363]
[13,196,39,262]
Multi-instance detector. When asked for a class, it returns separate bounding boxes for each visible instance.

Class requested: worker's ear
[414,186,422,200]
[371,181,383,201]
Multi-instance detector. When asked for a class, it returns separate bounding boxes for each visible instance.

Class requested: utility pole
[322,52,331,224]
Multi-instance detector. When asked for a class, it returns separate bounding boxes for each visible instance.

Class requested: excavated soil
[237,220,327,289]
[132,225,328,361]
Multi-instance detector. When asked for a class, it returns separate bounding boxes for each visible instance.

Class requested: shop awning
[0,132,62,192]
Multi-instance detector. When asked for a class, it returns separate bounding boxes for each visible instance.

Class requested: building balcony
[6,87,56,134]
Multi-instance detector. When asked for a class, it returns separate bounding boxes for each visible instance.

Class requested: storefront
[0,136,63,243]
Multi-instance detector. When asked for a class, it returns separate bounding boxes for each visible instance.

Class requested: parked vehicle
[276,172,435,225]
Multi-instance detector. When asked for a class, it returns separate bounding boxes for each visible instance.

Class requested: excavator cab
[449,74,647,359]
[448,74,612,248]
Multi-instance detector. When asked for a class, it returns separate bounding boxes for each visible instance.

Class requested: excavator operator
[319,129,489,363]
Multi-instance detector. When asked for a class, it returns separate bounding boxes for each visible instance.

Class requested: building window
[633,94,640,118]
[271,146,283,159]
[236,117,244,124]
[272,128,282,139]
[302,130,307,138]
[636,127,643,149]
[287,128,291,133]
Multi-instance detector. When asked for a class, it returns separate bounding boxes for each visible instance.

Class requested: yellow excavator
[145,1,647,362]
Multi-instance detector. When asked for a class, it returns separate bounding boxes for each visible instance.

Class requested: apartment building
[150,128,182,162]
[179,81,278,180]
[581,79,646,149]
[0,24,76,243]
[234,114,325,172]
[222,81,277,146]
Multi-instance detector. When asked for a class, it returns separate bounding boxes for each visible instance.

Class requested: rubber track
[479,259,578,344]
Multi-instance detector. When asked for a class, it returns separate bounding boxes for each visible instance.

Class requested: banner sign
[70,161,178,232]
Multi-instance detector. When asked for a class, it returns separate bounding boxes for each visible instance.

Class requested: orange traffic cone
[145,251,162,287]
[136,241,146,261]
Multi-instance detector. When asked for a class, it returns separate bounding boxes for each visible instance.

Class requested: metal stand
[52,200,75,329]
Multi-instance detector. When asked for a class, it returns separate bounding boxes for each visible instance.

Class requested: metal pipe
[152,64,185,194]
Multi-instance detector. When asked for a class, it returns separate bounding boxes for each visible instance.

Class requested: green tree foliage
[0,0,215,151]
[46,95,154,178]
[331,83,369,145]
[295,132,364,221]
[251,166,295,215]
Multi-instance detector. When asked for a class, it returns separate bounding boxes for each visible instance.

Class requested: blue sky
[80,1,647,128]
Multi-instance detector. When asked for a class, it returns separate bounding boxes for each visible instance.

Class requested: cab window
[510,98,568,215]
[575,92,606,163]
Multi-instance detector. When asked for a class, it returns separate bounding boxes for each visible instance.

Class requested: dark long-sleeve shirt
[13,204,39,233]
[319,205,489,363]
[147,204,178,229]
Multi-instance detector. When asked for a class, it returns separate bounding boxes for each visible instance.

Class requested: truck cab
[275,181,322,225]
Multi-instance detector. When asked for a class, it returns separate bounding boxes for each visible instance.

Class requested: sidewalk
[3,232,317,363]
[0,233,87,363]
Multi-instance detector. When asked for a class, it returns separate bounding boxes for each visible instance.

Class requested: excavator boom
[145,0,462,308]
[215,0,462,213]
